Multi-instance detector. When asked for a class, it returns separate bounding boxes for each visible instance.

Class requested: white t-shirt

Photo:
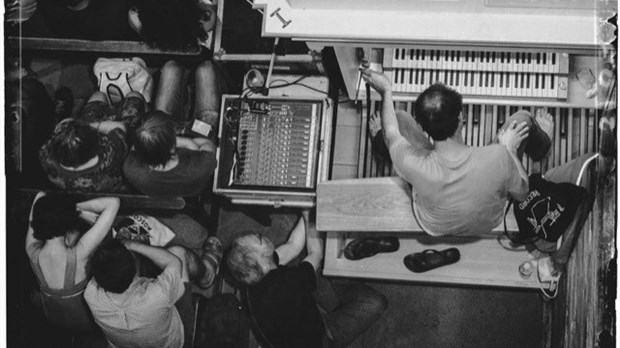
[85,267,185,348]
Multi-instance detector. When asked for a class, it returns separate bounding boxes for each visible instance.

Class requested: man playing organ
[360,66,555,236]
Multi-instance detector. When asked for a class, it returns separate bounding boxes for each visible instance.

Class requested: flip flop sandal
[344,237,400,260]
[403,248,461,273]
[198,236,223,289]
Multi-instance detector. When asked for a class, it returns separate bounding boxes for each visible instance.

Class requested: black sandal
[403,248,461,273]
[344,237,400,260]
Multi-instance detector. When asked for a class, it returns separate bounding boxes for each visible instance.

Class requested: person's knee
[196,60,215,78]
[125,91,146,102]
[88,91,108,103]
[355,286,388,315]
[162,60,184,75]
[368,292,388,315]
[508,110,533,126]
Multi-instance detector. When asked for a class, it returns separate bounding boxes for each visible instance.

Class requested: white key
[393,48,401,67]
[549,74,557,98]
[492,72,500,96]
[420,49,428,69]
[404,69,412,93]
[514,73,521,97]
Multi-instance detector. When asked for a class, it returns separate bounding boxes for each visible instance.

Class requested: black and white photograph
[3,0,618,346]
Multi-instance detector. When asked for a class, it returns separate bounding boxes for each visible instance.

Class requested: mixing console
[233,99,321,189]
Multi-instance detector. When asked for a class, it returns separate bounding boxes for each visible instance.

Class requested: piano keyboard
[358,100,601,178]
[381,48,569,99]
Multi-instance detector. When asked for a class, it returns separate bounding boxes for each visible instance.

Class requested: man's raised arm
[360,68,401,149]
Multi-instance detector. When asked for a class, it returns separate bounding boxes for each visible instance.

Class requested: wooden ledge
[317,176,518,237]
[323,232,543,289]
[8,37,202,56]
[10,189,186,210]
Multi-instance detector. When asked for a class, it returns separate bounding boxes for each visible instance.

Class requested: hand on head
[498,121,529,153]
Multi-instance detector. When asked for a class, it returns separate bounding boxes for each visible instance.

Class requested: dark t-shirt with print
[123,148,217,197]
[39,129,128,192]
[245,261,324,348]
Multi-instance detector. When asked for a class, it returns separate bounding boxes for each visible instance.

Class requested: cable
[268,75,309,89]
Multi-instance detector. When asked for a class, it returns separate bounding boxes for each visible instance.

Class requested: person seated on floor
[123,59,222,196]
[227,210,387,348]
[123,111,217,196]
[25,193,120,331]
[38,0,139,41]
[128,0,217,49]
[361,67,555,236]
[153,60,224,128]
[39,91,146,192]
[85,236,222,348]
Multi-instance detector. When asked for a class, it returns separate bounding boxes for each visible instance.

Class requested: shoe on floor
[403,248,460,273]
[344,237,400,260]
[197,236,223,289]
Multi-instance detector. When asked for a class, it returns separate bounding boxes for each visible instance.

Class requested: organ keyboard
[385,49,569,99]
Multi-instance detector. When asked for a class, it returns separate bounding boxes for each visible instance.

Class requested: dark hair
[90,239,136,293]
[135,0,208,49]
[31,194,84,240]
[49,119,99,167]
[134,111,176,166]
[414,84,463,141]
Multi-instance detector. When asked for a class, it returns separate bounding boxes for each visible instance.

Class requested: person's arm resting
[301,211,323,272]
[91,121,126,134]
[193,137,216,153]
[275,214,307,265]
[176,136,200,151]
[123,240,183,275]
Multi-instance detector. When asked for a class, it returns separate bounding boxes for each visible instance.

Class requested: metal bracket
[270,7,292,28]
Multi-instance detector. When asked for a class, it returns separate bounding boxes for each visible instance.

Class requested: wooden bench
[8,37,202,56]
[13,189,186,211]
[317,177,546,289]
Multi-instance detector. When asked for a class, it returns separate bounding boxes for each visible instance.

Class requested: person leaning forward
[360,67,554,236]
[228,210,387,348]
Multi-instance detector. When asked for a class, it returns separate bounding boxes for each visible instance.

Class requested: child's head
[227,233,277,285]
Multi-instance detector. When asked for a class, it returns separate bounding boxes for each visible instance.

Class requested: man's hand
[498,121,529,153]
[360,67,392,96]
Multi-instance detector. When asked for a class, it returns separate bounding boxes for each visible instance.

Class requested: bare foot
[535,109,554,141]
[599,115,616,132]
[369,112,382,138]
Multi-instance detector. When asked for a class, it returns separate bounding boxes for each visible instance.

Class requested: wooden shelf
[8,37,203,56]
[324,232,543,289]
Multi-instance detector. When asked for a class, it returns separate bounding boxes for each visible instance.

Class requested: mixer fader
[233,99,321,189]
